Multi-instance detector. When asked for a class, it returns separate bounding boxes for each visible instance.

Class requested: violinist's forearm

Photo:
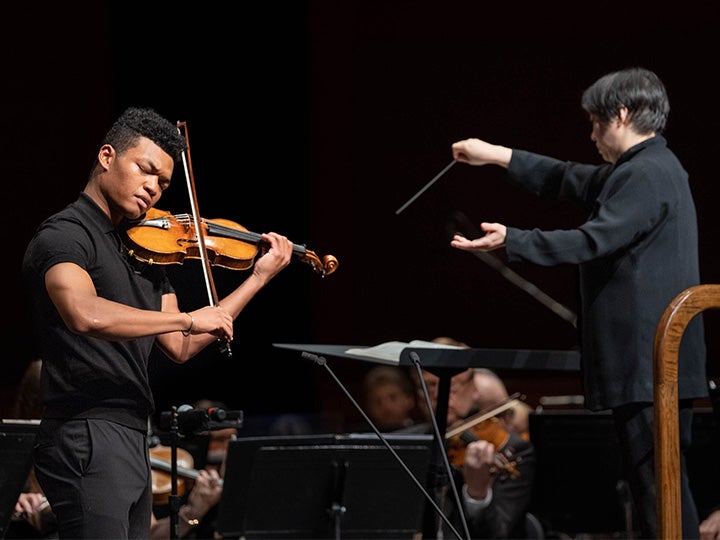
[219,272,269,319]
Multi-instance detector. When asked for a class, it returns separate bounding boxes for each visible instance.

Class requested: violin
[444,395,526,479]
[122,208,338,277]
[150,445,200,505]
[446,417,521,479]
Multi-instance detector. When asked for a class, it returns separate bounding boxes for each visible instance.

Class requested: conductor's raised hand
[451,222,507,252]
[451,138,513,168]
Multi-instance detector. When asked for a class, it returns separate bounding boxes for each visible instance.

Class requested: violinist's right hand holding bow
[159,231,292,361]
[462,439,497,502]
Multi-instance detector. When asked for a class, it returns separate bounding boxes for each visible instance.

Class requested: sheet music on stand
[344,340,465,364]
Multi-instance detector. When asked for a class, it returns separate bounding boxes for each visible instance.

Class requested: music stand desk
[273,342,581,371]
[273,342,581,539]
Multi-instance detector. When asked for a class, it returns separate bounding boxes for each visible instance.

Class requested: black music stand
[274,343,579,426]
[273,342,580,442]
[272,342,581,371]
[273,342,581,539]
[0,421,39,538]
[215,434,432,539]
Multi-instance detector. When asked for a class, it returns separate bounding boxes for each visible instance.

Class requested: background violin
[446,417,521,479]
[122,208,338,277]
[444,395,528,479]
[149,445,208,505]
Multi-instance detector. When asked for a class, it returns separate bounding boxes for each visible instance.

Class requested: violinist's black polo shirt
[22,193,174,432]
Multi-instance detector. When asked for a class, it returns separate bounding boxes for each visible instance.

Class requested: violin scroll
[300,248,339,277]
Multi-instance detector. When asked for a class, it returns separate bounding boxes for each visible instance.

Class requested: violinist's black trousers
[34,418,152,539]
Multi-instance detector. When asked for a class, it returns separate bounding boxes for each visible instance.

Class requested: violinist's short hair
[101,107,186,163]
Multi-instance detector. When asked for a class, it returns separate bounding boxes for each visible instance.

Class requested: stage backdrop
[3,2,719,427]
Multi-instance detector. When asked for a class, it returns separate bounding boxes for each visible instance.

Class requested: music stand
[528,411,626,536]
[215,434,432,539]
[273,342,581,539]
[0,420,39,538]
[273,342,579,439]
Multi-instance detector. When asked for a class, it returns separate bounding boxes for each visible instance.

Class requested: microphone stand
[409,351,471,540]
[302,351,467,540]
[168,406,182,540]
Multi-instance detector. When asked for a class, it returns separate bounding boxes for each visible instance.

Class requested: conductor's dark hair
[581,67,669,135]
[101,107,186,163]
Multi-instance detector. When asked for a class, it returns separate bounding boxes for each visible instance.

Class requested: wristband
[181,313,194,337]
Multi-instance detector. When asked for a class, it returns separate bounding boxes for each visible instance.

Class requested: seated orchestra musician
[358,365,418,432]
[402,337,536,539]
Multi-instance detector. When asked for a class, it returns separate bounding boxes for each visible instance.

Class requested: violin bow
[445,392,524,439]
[176,121,232,356]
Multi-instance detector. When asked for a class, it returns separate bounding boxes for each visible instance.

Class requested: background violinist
[405,339,536,539]
[21,107,293,539]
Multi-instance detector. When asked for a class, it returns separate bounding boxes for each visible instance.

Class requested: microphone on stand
[208,408,243,431]
[173,404,209,434]
[159,405,243,434]
[301,351,326,366]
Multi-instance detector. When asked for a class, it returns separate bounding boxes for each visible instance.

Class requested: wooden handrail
[653,284,720,538]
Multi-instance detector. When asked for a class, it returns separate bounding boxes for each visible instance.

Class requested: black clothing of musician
[22,107,293,538]
[450,67,708,538]
[448,430,535,539]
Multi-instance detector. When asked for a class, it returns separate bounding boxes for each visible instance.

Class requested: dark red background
[3,2,719,431]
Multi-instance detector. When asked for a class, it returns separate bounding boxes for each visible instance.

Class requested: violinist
[408,347,536,538]
[473,368,532,440]
[357,365,417,432]
[149,467,222,540]
[21,107,293,539]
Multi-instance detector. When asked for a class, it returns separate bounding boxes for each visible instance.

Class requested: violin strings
[170,214,262,244]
